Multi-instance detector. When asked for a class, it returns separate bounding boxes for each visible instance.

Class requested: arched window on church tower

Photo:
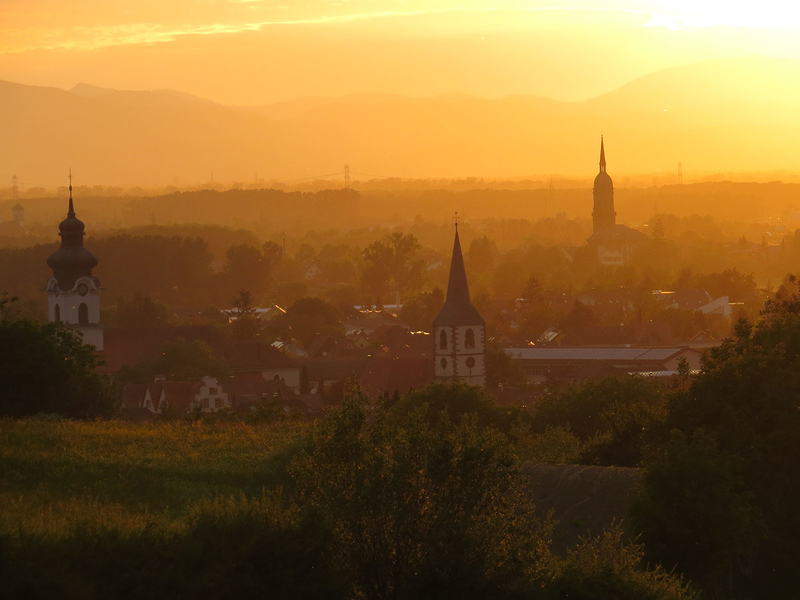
[465,328,475,349]
[54,304,60,322]
[439,329,448,350]
[78,303,89,325]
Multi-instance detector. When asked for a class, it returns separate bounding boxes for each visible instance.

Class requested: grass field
[0,418,308,536]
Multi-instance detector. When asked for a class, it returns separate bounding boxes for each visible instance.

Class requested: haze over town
[3,2,800,599]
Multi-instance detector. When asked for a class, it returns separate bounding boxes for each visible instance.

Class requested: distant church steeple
[592,135,615,234]
[45,170,104,350]
[432,217,485,387]
[599,135,607,172]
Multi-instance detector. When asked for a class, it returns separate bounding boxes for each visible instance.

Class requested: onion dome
[433,223,485,327]
[593,136,613,190]
[46,171,99,291]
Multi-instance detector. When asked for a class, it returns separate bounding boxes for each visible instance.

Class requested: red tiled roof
[634,322,676,346]
[159,381,200,412]
[122,383,147,408]
[101,326,298,373]
[357,357,434,398]
[220,339,299,371]
[226,377,294,404]
[122,380,200,413]
[101,326,223,373]
[301,357,370,383]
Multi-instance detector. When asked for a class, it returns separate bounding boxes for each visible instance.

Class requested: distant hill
[69,83,221,110]
[3,56,800,185]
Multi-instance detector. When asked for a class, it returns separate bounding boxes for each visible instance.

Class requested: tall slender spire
[445,225,469,304]
[432,223,485,326]
[599,136,606,173]
[68,168,75,217]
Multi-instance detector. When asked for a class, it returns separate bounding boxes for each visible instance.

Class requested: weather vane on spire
[454,211,459,230]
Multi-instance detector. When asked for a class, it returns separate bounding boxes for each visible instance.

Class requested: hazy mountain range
[3,56,800,186]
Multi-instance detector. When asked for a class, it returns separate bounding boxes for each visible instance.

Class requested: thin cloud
[0,6,659,54]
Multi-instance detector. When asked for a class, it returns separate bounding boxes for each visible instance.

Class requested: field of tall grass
[0,418,308,536]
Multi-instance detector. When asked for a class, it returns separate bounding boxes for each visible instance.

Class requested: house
[271,339,309,359]
[304,261,322,281]
[301,357,370,392]
[225,374,305,414]
[222,305,285,323]
[222,339,302,388]
[684,330,720,349]
[194,376,230,412]
[660,289,713,311]
[700,295,733,317]
[344,310,408,336]
[102,326,302,388]
[304,333,342,358]
[381,330,432,358]
[575,289,637,320]
[348,329,372,349]
[357,357,435,398]
[122,377,229,415]
[633,322,676,346]
[101,326,224,373]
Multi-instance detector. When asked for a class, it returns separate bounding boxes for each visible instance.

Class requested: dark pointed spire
[68,168,75,217]
[433,223,485,327]
[445,226,469,304]
[599,135,606,173]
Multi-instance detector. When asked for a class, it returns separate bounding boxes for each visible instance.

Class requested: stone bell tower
[45,170,103,350]
[432,219,485,387]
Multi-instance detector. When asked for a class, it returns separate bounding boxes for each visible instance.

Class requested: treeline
[7,181,800,234]
[7,209,800,346]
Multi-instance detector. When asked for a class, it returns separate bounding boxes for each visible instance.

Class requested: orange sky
[4,1,800,104]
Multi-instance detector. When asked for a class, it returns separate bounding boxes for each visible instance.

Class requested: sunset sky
[4,1,800,105]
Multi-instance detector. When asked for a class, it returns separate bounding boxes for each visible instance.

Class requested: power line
[349,171,398,179]
[17,181,64,189]
[283,171,343,183]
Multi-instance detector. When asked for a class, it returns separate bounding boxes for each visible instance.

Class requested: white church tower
[45,171,104,350]
[432,221,485,387]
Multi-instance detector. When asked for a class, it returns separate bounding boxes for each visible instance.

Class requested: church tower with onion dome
[587,137,649,266]
[592,135,616,234]
[432,219,485,387]
[45,171,104,350]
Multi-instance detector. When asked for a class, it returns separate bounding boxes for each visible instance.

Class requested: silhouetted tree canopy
[0,295,116,418]
[362,232,424,302]
[634,285,800,597]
